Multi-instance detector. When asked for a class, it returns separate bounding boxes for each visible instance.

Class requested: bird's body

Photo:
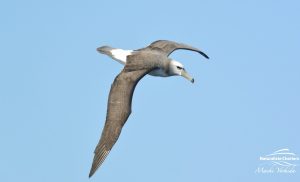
[101,47,177,77]
[89,40,209,177]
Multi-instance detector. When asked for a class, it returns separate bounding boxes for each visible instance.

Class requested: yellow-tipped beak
[181,70,194,83]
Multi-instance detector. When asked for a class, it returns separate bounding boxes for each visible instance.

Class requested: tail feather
[97,46,131,65]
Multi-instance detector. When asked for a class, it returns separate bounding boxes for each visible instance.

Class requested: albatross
[89,40,209,177]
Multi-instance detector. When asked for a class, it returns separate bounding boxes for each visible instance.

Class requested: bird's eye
[176,66,182,70]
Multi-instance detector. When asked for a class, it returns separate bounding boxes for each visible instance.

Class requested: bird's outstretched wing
[89,67,156,177]
[139,40,209,59]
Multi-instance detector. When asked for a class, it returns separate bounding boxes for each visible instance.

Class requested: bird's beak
[181,70,194,83]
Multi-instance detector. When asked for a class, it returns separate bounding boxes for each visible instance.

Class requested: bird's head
[168,60,194,83]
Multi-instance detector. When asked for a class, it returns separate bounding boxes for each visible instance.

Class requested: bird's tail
[97,46,114,56]
[97,46,130,65]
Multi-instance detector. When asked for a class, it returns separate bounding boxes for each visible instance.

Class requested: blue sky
[1,0,299,181]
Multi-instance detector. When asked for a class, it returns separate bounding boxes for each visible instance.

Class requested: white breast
[110,49,133,65]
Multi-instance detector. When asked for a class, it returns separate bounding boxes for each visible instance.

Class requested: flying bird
[89,40,209,177]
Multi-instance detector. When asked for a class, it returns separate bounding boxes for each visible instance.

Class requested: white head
[168,60,194,83]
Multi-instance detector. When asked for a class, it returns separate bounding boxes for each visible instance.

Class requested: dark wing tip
[89,163,97,178]
[89,167,98,178]
[199,51,209,59]
[89,145,111,178]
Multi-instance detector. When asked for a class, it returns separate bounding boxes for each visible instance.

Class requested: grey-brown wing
[140,40,209,59]
[89,68,155,177]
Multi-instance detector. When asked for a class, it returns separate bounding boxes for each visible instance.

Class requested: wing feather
[89,68,155,177]
[139,40,209,59]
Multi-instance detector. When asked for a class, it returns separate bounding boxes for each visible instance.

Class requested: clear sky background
[1,0,299,181]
